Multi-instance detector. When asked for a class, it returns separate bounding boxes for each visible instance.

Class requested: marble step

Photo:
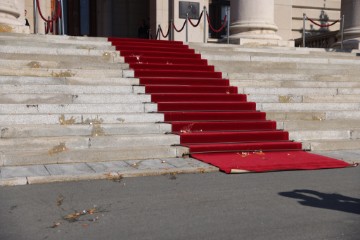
[248,94,360,103]
[0,84,141,94]
[229,73,360,82]
[233,80,360,88]
[0,76,139,86]
[0,93,150,104]
[0,134,180,152]
[257,103,360,111]
[0,123,171,138]
[277,120,360,131]
[0,59,128,70]
[303,139,360,151]
[0,103,157,114]
[0,113,164,125]
[266,111,360,121]
[0,145,188,167]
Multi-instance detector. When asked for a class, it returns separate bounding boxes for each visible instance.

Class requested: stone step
[229,73,360,82]
[0,84,141,94]
[266,111,360,121]
[190,43,359,57]
[0,123,171,138]
[303,139,360,151]
[199,51,360,64]
[0,59,128,70]
[0,93,150,104]
[0,32,109,43]
[0,76,139,86]
[240,87,339,95]
[278,120,360,131]
[0,103,157,114]
[0,134,179,152]
[234,80,360,88]
[0,52,124,64]
[0,39,114,50]
[211,62,360,75]
[0,45,119,57]
[0,67,133,78]
[249,94,360,104]
[289,130,354,141]
[0,145,188,167]
[258,103,360,111]
[0,113,164,125]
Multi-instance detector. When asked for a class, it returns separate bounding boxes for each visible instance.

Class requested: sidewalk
[1,150,358,186]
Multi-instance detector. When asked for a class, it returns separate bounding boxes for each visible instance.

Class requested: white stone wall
[275,0,341,40]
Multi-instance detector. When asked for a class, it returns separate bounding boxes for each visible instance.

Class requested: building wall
[275,0,341,40]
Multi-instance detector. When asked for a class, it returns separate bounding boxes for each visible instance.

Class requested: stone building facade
[1,0,359,49]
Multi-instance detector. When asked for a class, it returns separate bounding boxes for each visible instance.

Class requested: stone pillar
[339,0,360,49]
[0,0,29,33]
[229,0,292,46]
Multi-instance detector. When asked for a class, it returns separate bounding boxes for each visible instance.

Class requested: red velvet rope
[159,25,170,38]
[307,17,340,28]
[172,19,187,32]
[36,0,62,23]
[207,13,227,33]
[188,10,204,27]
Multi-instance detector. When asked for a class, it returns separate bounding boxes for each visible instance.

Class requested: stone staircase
[0,33,187,167]
[189,43,360,152]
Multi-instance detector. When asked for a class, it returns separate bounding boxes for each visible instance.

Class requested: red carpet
[109,37,352,173]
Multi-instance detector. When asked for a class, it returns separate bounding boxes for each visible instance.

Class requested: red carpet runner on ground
[109,37,351,173]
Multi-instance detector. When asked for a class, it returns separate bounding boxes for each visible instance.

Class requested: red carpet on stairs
[109,37,352,173]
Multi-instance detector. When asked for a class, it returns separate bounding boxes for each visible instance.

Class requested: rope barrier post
[170,19,173,41]
[57,0,62,35]
[60,0,65,35]
[227,6,230,44]
[186,13,189,43]
[203,6,207,43]
[158,24,160,40]
[33,0,38,34]
[341,14,345,50]
[302,13,306,47]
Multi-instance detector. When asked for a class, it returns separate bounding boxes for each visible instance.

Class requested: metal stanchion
[170,20,173,41]
[302,13,306,47]
[227,7,230,44]
[60,0,65,35]
[341,14,345,50]
[158,25,160,40]
[33,0,38,34]
[186,13,189,43]
[203,6,206,43]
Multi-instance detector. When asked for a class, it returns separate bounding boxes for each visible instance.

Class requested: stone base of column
[332,38,360,50]
[228,37,294,47]
[0,23,30,34]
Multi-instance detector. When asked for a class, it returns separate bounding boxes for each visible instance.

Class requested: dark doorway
[209,0,229,39]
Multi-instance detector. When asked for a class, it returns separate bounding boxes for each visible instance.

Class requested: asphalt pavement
[0,167,359,240]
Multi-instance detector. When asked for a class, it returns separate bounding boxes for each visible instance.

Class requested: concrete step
[0,39,114,50]
[249,94,360,104]
[258,103,360,111]
[235,80,360,88]
[0,103,157,114]
[0,123,171,138]
[0,67,133,78]
[266,111,360,121]
[0,76,139,86]
[0,45,119,57]
[0,134,180,152]
[0,145,188,167]
[240,87,339,95]
[0,52,124,64]
[0,84,141,94]
[0,59,128,70]
[190,43,359,57]
[289,130,353,141]
[0,93,150,104]
[0,32,109,43]
[278,120,360,131]
[0,113,164,125]
[229,73,360,82]
[211,62,360,75]
[303,139,360,151]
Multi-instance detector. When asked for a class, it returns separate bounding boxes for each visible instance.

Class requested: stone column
[229,0,291,46]
[0,0,29,33]
[339,0,360,49]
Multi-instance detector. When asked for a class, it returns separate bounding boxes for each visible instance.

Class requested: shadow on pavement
[279,189,360,215]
